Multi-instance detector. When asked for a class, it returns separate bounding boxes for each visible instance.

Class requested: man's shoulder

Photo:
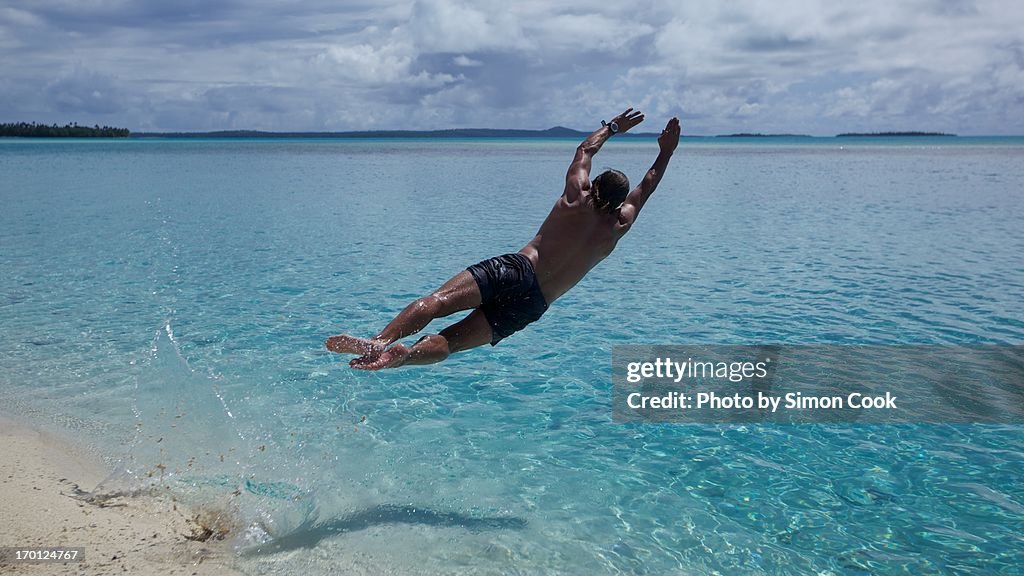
[614,205,636,233]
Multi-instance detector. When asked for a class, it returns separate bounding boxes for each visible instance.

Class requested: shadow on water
[243,504,527,555]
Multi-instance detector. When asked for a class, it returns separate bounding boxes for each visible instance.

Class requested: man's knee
[421,290,468,318]
[415,334,450,360]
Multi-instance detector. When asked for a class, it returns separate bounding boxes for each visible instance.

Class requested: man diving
[326,108,681,370]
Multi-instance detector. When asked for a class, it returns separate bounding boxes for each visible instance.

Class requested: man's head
[590,169,630,213]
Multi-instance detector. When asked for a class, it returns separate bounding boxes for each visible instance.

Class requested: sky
[1,0,1022,135]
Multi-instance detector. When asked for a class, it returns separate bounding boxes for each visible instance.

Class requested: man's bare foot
[349,343,410,370]
[325,334,387,356]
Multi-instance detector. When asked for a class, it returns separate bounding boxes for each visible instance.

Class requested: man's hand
[617,116,680,228]
[659,117,680,154]
[610,108,645,134]
[565,107,644,202]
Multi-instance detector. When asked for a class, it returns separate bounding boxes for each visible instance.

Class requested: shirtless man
[326,109,680,370]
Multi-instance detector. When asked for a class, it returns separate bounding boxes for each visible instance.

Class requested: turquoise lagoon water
[1,137,1023,574]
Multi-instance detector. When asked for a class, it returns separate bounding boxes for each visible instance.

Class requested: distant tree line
[716,133,812,138]
[836,131,955,137]
[0,122,130,138]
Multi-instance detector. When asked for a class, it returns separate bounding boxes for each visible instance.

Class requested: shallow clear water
[2,137,1023,574]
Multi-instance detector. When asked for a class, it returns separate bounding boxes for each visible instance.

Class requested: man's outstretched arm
[618,117,680,228]
[564,108,644,203]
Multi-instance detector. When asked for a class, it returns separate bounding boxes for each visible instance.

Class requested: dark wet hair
[590,169,630,213]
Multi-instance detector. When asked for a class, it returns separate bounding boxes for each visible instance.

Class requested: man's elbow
[577,142,598,157]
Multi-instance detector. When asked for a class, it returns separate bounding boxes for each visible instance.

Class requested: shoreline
[0,415,243,575]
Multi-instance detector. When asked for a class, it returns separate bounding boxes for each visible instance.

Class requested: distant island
[715,133,812,138]
[0,122,130,138]
[836,131,956,137]
[131,126,661,139]
[0,122,962,140]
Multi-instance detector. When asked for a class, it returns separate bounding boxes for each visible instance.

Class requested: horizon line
[126,128,968,139]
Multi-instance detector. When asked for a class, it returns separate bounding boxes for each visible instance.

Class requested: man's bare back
[326,109,680,369]
[517,187,624,304]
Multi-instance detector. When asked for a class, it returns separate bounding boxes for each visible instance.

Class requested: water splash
[96,321,316,548]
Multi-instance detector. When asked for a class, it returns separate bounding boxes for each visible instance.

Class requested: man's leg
[349,309,492,370]
[325,270,482,356]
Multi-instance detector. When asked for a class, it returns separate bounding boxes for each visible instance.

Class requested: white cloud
[405,0,527,53]
[1,0,1022,133]
[453,55,482,67]
[315,41,460,89]
[533,13,654,52]
[321,43,412,84]
[43,65,140,114]
[0,6,44,27]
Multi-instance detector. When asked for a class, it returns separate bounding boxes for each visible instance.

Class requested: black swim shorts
[466,252,549,345]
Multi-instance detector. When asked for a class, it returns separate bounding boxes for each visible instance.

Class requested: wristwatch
[601,119,620,134]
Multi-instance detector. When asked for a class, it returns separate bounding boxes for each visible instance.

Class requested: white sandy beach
[0,416,242,576]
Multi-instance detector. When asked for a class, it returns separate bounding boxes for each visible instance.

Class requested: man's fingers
[612,108,646,130]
